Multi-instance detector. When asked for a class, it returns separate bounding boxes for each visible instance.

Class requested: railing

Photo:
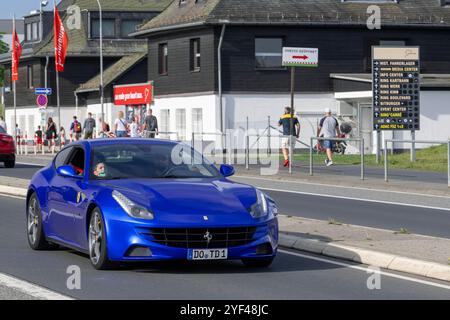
[384,139,450,187]
[310,136,365,180]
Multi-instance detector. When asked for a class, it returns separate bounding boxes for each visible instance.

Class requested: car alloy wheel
[88,209,112,269]
[27,193,52,250]
[89,211,103,265]
[27,196,39,246]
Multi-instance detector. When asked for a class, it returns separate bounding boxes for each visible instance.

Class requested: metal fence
[384,139,450,187]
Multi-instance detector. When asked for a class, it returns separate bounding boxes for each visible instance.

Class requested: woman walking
[45,117,57,153]
[114,111,128,138]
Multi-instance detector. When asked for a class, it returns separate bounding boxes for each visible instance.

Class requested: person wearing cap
[317,108,340,166]
[278,106,300,167]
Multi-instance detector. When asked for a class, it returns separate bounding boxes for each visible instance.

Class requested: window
[160,109,170,138]
[67,147,85,175]
[176,109,186,141]
[91,19,116,38]
[121,19,141,38]
[26,23,32,41]
[27,66,34,89]
[255,38,283,69]
[32,22,39,40]
[54,147,74,169]
[192,108,203,134]
[190,38,201,72]
[158,43,168,75]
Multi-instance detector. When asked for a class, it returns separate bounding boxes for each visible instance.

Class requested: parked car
[0,126,16,168]
[26,139,279,270]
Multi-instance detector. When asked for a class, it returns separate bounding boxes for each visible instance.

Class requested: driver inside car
[93,162,107,178]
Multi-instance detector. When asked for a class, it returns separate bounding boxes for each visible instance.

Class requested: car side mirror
[57,165,82,179]
[220,164,235,177]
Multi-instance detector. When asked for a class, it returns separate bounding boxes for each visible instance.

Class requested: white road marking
[0,193,25,200]
[279,249,450,290]
[234,175,450,199]
[16,162,47,167]
[259,186,450,212]
[0,272,73,300]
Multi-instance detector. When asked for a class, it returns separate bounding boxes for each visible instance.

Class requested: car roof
[77,138,180,148]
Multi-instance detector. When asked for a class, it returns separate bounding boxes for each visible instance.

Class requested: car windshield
[90,142,221,180]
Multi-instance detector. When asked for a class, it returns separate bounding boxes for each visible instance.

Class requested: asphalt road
[0,194,449,300]
[2,164,449,239]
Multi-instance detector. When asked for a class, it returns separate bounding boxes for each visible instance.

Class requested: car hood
[95,178,258,225]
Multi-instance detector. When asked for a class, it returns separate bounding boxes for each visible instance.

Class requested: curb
[0,185,27,198]
[279,233,450,283]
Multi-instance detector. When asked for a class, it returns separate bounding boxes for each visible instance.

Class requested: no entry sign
[36,94,48,108]
[114,82,154,106]
[282,47,319,67]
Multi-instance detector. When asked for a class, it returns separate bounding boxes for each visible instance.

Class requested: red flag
[11,25,22,82]
[54,4,68,72]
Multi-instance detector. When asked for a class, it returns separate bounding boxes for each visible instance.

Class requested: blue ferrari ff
[26,139,278,269]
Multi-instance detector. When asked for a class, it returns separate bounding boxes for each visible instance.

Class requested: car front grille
[140,227,257,249]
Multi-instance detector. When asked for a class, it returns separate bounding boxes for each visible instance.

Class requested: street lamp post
[39,1,48,42]
[96,0,104,125]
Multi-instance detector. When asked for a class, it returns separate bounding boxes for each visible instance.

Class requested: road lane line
[279,249,450,290]
[235,175,450,199]
[0,272,73,300]
[259,187,450,212]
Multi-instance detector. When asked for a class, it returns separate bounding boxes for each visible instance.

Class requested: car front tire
[88,208,113,270]
[27,193,52,250]
[241,257,274,268]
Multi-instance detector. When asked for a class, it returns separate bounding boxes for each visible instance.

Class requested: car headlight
[112,190,154,220]
[249,189,269,218]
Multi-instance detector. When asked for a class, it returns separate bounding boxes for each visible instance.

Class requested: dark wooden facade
[145,25,450,96]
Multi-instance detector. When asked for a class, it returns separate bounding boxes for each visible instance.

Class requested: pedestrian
[83,112,96,139]
[114,111,128,138]
[143,109,158,138]
[35,125,43,152]
[317,108,340,167]
[0,116,7,132]
[15,124,22,145]
[45,117,57,153]
[278,107,300,168]
[59,127,66,149]
[70,116,82,141]
[130,116,140,138]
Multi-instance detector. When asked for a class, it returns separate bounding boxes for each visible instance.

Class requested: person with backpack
[70,116,82,141]
[317,108,340,167]
[114,111,128,138]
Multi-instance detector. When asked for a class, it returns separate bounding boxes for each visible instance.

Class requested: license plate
[188,248,228,260]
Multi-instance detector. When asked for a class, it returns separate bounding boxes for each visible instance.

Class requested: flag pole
[12,14,17,142]
[56,70,60,132]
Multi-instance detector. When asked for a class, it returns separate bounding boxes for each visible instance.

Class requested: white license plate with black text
[188,248,228,260]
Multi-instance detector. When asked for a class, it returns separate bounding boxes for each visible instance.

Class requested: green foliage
[0,33,9,86]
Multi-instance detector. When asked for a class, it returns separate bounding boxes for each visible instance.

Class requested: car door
[47,146,86,246]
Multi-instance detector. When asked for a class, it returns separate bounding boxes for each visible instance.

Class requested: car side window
[54,147,74,169]
[67,147,85,175]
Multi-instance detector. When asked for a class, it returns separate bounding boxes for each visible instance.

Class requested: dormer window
[91,18,116,38]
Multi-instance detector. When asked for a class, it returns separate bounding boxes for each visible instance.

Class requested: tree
[0,33,9,86]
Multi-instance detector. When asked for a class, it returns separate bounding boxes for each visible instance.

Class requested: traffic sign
[35,88,52,95]
[36,94,48,108]
[372,46,420,131]
[282,47,319,67]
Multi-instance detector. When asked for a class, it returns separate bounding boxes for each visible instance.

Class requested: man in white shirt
[317,108,340,166]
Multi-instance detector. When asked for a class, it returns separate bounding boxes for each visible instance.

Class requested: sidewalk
[235,164,450,197]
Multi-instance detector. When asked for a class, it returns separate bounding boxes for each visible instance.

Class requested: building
[131,0,450,152]
[0,19,25,49]
[0,0,171,138]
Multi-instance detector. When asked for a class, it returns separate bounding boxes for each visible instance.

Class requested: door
[47,147,86,246]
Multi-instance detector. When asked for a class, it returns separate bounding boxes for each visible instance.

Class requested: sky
[0,1,56,19]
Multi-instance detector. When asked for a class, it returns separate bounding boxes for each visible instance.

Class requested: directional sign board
[282,47,319,67]
[35,88,52,95]
[372,47,420,131]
